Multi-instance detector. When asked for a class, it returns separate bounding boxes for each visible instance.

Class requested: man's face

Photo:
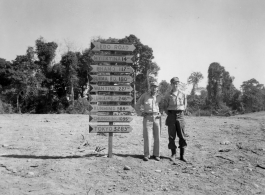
[150,85,158,94]
[171,82,179,91]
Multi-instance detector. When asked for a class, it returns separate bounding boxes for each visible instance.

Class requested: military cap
[150,81,159,87]
[170,77,180,83]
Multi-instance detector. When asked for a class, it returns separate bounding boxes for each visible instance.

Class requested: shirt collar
[148,91,157,97]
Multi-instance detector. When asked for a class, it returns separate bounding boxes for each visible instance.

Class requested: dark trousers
[166,110,187,149]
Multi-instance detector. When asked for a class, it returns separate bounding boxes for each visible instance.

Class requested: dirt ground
[0,112,265,195]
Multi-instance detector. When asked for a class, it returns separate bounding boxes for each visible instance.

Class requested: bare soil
[0,112,265,195]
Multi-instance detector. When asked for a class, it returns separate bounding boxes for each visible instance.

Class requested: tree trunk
[70,82,74,105]
[17,94,21,114]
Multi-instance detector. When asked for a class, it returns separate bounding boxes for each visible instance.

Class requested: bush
[66,98,90,114]
[192,109,212,116]
[0,99,14,114]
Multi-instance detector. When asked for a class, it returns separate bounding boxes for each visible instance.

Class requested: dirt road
[0,112,265,194]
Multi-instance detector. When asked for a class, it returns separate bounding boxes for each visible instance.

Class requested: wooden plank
[89,95,133,102]
[91,55,134,63]
[88,105,134,112]
[91,42,136,52]
[90,85,133,92]
[90,65,134,73]
[89,115,133,122]
[90,75,133,83]
[89,125,133,133]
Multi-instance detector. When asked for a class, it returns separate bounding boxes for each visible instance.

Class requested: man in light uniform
[163,77,188,162]
[135,81,162,161]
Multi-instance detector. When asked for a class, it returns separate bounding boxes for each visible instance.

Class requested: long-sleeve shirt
[163,90,187,115]
[135,92,162,116]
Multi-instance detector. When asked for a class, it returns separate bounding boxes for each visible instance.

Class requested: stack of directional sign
[89,42,136,157]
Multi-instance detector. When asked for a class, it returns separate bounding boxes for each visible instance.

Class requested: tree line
[0,35,160,114]
[159,62,265,115]
[1,35,264,115]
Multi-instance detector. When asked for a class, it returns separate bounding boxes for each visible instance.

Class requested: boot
[180,148,187,162]
[170,149,176,162]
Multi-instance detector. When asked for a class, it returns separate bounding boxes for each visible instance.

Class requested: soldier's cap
[170,77,180,84]
[150,81,159,87]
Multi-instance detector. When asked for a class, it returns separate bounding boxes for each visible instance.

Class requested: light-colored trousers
[143,115,160,157]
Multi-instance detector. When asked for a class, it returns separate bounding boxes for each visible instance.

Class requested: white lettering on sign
[91,65,133,73]
[91,75,133,83]
[92,55,133,63]
[89,125,132,133]
[90,85,133,92]
[90,115,133,122]
[90,105,134,112]
[90,95,132,102]
[91,42,135,52]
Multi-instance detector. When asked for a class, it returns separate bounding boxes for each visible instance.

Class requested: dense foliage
[0,35,160,113]
[1,36,264,115]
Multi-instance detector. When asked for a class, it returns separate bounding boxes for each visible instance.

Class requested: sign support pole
[108,51,115,158]
[108,130,113,157]
[89,41,135,158]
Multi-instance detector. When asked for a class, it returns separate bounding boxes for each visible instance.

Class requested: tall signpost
[89,42,135,157]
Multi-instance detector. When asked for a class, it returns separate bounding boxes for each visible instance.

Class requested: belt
[145,112,160,115]
[168,110,183,114]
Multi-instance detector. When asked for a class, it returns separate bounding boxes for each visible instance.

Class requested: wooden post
[88,41,135,158]
[108,131,113,157]
[108,52,115,158]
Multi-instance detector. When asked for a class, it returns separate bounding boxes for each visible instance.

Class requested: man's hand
[141,112,147,117]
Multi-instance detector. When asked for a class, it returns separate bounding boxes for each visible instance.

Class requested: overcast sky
[1,0,265,90]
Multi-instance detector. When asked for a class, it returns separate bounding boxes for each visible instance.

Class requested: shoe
[143,157,149,161]
[154,156,160,161]
[170,154,176,162]
[180,148,187,162]
[170,149,176,161]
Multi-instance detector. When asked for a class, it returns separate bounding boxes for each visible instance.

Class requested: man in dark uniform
[163,77,188,162]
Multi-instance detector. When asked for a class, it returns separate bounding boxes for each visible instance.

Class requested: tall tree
[76,49,92,98]
[0,58,12,89]
[35,37,58,77]
[241,78,265,112]
[120,35,159,95]
[60,51,78,104]
[158,80,171,97]
[206,62,225,109]
[187,72,204,96]
[221,71,237,107]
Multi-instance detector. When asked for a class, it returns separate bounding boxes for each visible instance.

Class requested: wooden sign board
[89,105,134,112]
[90,75,133,83]
[89,115,133,122]
[90,85,133,92]
[90,95,133,102]
[91,42,136,52]
[90,65,133,73]
[89,125,132,133]
[92,55,134,63]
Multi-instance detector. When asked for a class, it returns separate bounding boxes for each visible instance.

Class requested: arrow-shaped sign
[90,95,133,102]
[92,55,134,63]
[90,75,133,83]
[91,42,136,52]
[88,105,134,112]
[90,65,134,73]
[89,115,133,122]
[89,125,133,133]
[90,85,133,92]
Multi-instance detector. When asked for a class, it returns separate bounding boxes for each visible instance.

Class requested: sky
[1,0,265,90]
